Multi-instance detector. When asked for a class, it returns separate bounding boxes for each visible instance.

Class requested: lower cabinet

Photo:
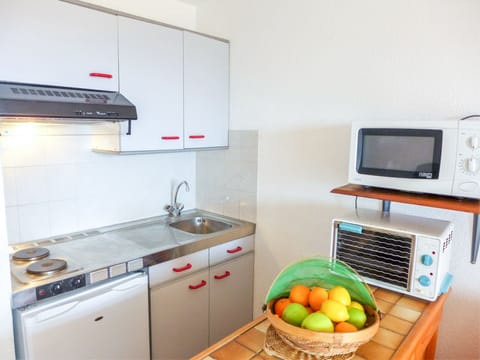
[209,252,254,344]
[150,269,209,360]
[149,236,254,359]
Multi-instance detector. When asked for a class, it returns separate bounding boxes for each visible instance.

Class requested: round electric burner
[26,259,67,276]
[12,247,50,262]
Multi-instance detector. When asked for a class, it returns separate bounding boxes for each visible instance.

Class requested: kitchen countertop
[10,209,255,306]
[191,287,450,360]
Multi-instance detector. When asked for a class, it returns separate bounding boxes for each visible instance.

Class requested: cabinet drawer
[209,236,254,266]
[149,249,208,288]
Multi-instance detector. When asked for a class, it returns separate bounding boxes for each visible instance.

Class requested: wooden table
[191,287,449,360]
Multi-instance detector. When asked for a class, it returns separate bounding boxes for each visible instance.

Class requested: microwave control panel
[453,119,480,198]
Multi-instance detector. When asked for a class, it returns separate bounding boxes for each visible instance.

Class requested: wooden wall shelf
[331,184,480,264]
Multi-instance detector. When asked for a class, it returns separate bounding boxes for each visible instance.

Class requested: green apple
[282,303,309,327]
[346,307,367,329]
[301,312,334,332]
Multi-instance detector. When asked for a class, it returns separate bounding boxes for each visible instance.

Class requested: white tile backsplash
[17,203,50,241]
[2,168,17,207]
[46,164,78,201]
[1,128,196,244]
[42,135,94,165]
[1,127,253,244]
[15,166,49,205]
[48,200,78,236]
[238,190,257,223]
[196,130,258,222]
[0,130,46,167]
[5,206,19,243]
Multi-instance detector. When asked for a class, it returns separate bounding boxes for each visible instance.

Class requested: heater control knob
[50,282,64,295]
[70,276,84,289]
[421,254,433,266]
[418,275,431,287]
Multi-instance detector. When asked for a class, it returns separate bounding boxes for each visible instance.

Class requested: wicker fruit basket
[265,300,379,359]
[263,257,380,359]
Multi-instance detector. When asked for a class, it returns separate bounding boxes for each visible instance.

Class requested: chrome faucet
[165,180,190,217]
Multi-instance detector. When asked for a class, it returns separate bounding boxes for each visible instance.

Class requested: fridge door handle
[35,301,80,323]
[111,277,146,293]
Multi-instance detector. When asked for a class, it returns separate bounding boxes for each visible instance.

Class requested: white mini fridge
[13,272,150,360]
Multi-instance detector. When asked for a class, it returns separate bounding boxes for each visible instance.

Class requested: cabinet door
[184,31,229,149]
[209,252,254,344]
[117,17,184,151]
[0,0,118,91]
[150,269,209,360]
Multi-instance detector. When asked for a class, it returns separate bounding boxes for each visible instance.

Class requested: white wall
[195,1,480,359]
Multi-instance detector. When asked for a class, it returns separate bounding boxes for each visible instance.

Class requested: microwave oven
[331,209,453,301]
[348,119,480,198]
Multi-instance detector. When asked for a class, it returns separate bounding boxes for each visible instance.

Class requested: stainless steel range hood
[0,81,137,122]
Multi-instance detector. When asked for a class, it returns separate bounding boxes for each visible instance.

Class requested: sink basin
[169,216,233,234]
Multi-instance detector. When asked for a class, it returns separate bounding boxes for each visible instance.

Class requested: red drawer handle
[214,271,231,280]
[89,72,113,79]
[189,135,205,139]
[161,136,180,140]
[226,246,242,254]
[172,263,192,272]
[189,280,207,290]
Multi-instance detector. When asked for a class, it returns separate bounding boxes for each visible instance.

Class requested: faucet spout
[174,181,190,207]
[165,180,190,217]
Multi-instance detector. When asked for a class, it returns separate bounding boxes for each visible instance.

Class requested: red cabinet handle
[189,135,205,139]
[89,72,113,79]
[214,271,231,280]
[172,263,192,272]
[161,136,180,140]
[226,246,242,254]
[189,280,207,290]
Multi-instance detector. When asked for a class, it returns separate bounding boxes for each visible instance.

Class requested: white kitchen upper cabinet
[184,31,229,149]
[115,17,184,152]
[0,0,118,91]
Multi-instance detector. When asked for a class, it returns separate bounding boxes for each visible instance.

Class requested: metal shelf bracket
[472,214,480,264]
[382,200,391,214]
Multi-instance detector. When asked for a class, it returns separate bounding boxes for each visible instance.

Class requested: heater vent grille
[334,222,414,290]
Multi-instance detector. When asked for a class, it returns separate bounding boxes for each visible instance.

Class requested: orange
[335,321,358,332]
[274,298,291,317]
[308,287,328,311]
[289,285,311,306]
[305,306,313,314]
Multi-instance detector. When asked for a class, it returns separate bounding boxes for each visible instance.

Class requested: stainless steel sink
[169,216,233,234]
